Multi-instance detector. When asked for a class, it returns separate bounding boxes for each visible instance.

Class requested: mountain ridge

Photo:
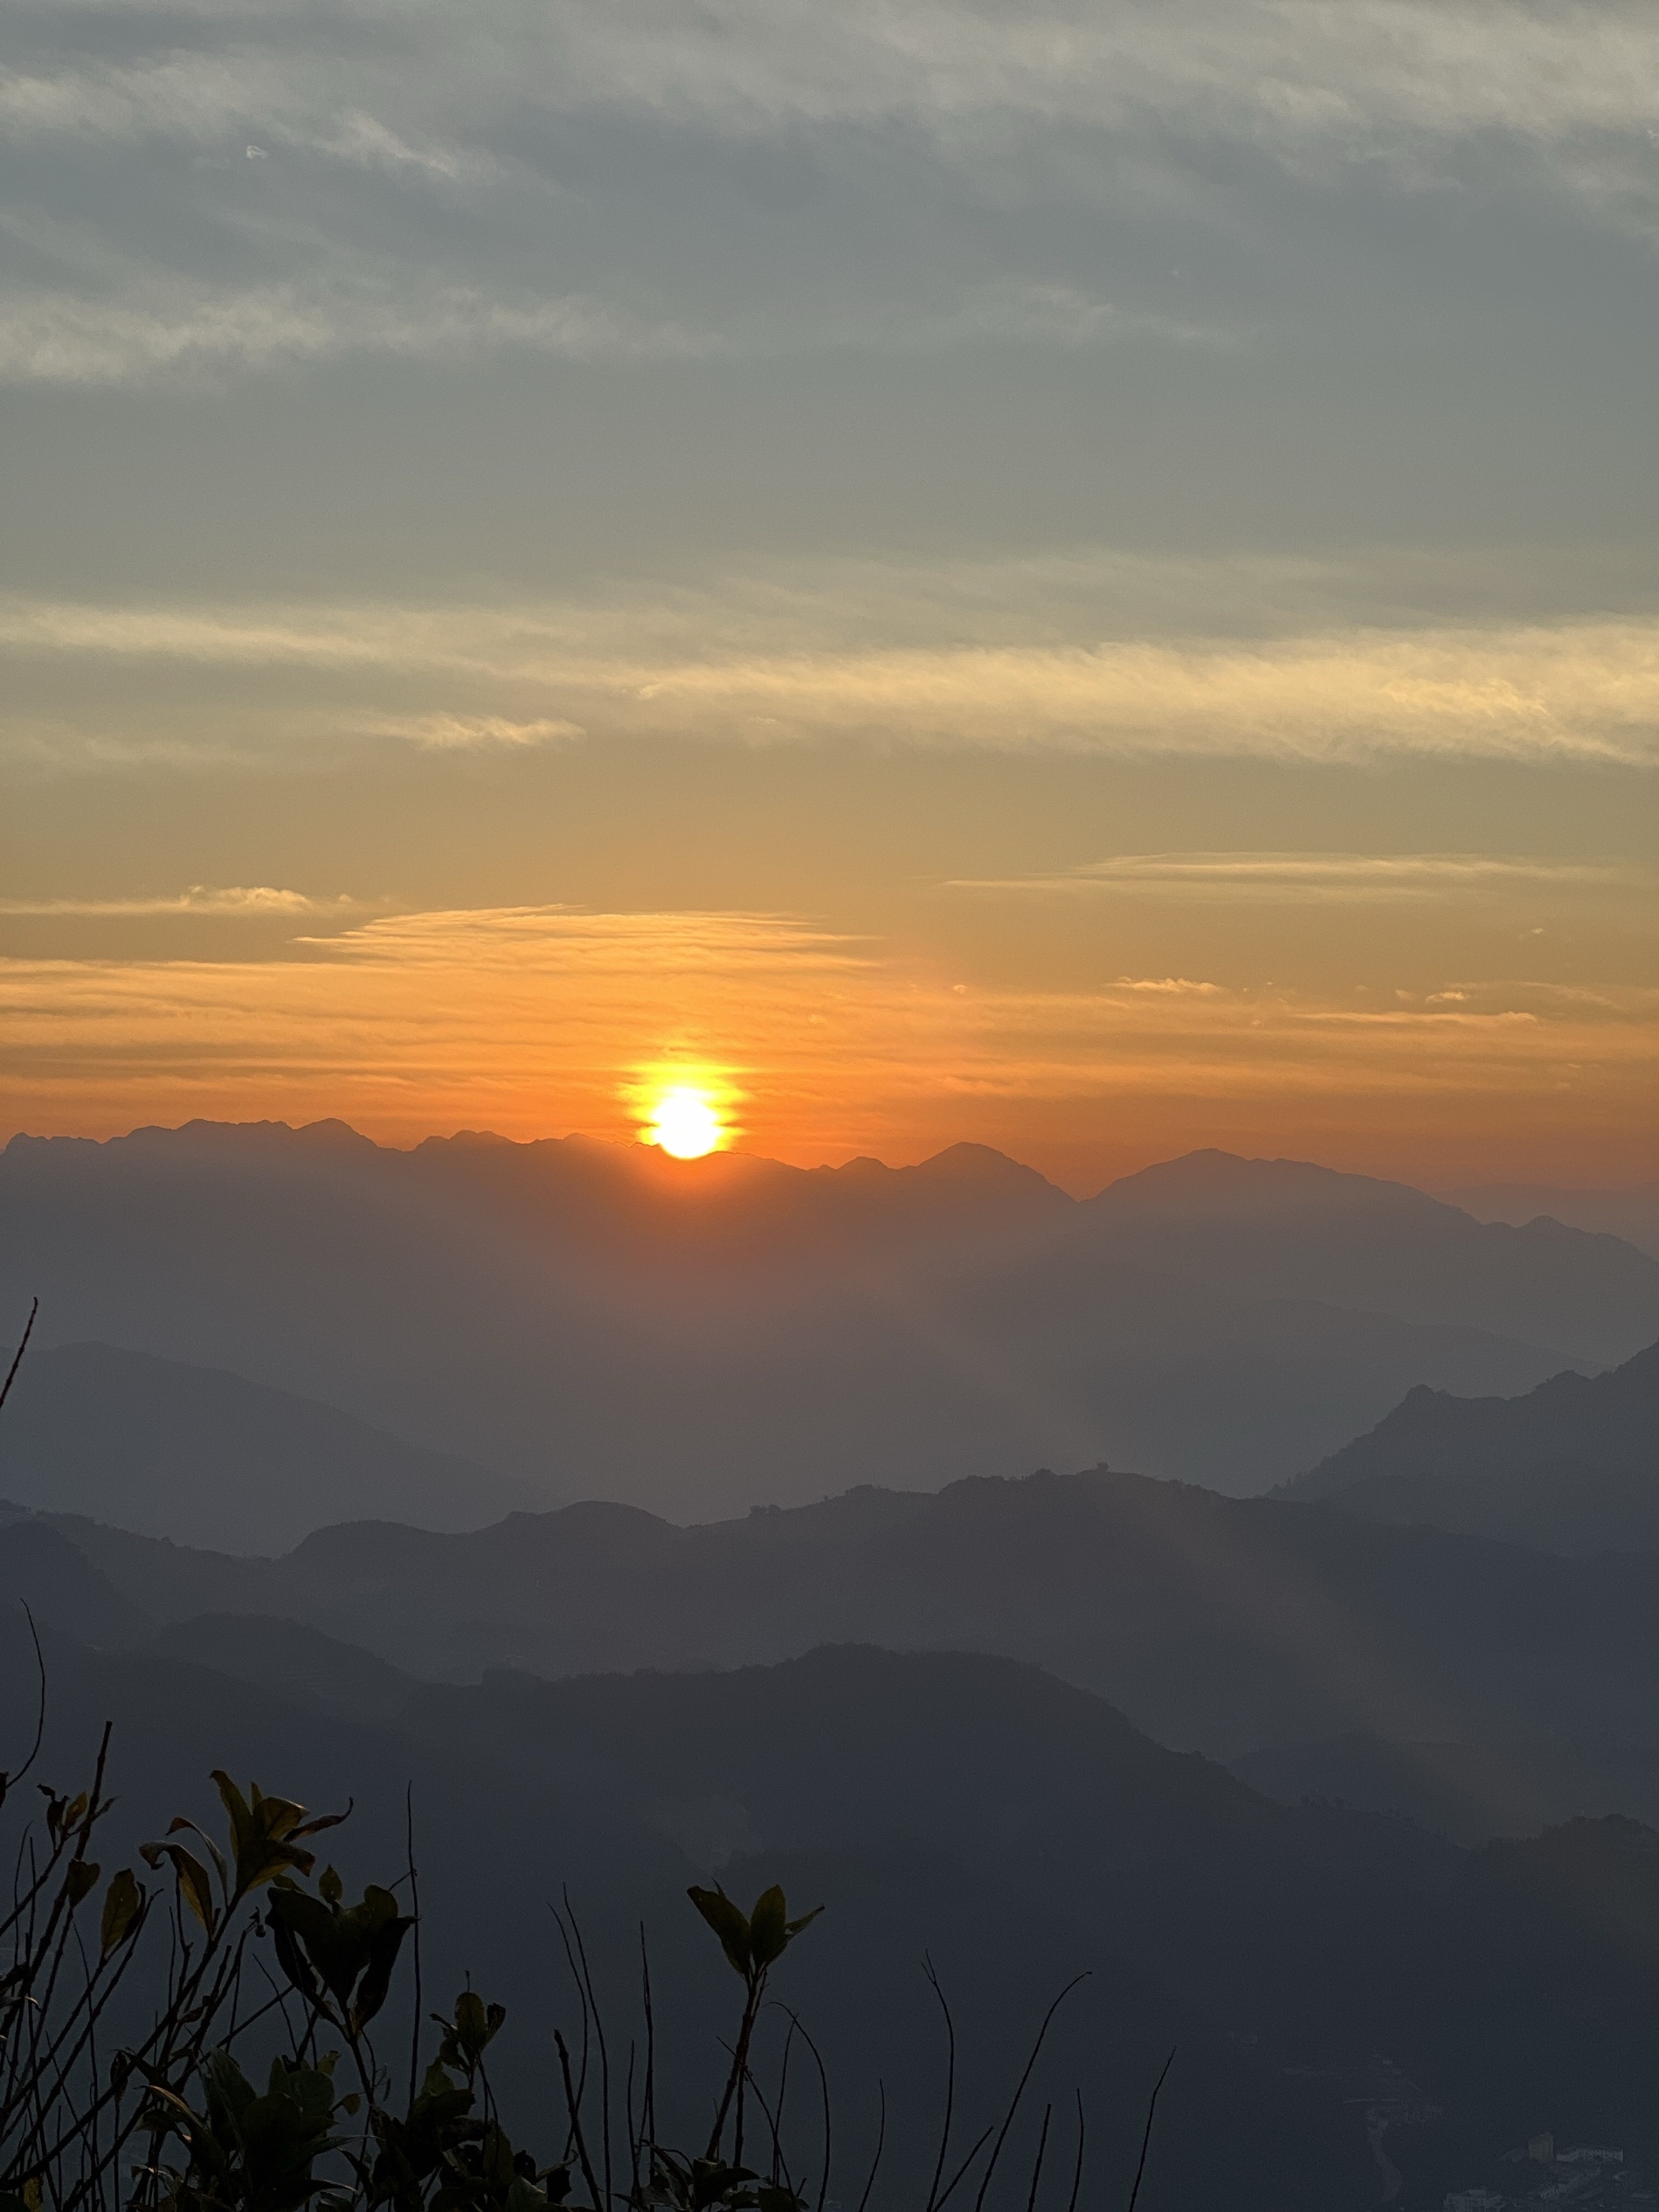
[0,1338,534,1552]
[1279,1338,1659,1552]
[7,1119,1647,1516]
[26,1463,1659,1762]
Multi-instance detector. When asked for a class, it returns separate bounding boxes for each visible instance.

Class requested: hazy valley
[4,1122,1659,2212]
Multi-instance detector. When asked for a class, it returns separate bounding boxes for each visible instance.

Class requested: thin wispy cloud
[355,713,586,750]
[952,854,1646,899]
[0,283,720,387]
[7,592,1659,765]
[10,4,1659,160]
[0,886,352,916]
[1115,977,1227,994]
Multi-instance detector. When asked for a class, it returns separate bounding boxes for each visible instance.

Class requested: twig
[853,2083,885,2212]
[1022,2104,1052,2212]
[1125,2050,1175,2212]
[639,1925,657,2153]
[0,1605,47,1810]
[970,1975,1089,2212]
[922,1955,957,2212]
[0,1300,37,1415]
[556,2029,605,2212]
[773,2008,831,2212]
[564,1891,613,2212]
[404,1783,423,2112]
[1064,2090,1084,2212]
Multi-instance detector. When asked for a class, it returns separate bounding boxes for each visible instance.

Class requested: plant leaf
[100,1867,144,1953]
[687,1885,751,1978]
[64,1858,100,1909]
[139,1840,216,1932]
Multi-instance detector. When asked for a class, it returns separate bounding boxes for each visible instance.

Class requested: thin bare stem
[853,2083,886,2212]
[970,1977,1089,2212]
[1125,2050,1175,2212]
[404,1783,423,2112]
[0,1299,37,1414]
[1022,2105,1052,2212]
[555,2029,605,2212]
[773,2008,830,2212]
[922,1955,957,2212]
[564,1892,614,2212]
[933,2125,996,2212]
[1064,2091,1084,2212]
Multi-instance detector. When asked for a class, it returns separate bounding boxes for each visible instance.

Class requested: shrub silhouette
[0,1738,826,2212]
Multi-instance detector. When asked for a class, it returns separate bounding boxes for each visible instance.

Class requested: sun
[643,1083,727,1159]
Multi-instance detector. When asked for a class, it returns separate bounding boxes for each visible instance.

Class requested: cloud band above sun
[9,591,1659,768]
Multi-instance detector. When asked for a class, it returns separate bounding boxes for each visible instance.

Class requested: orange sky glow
[3,903,1653,1192]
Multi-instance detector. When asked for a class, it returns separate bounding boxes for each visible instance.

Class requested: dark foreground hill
[24,1465,1659,1764]
[5,1121,1654,1518]
[0,1339,535,1552]
[1280,1339,1659,1553]
[9,1605,1659,2212]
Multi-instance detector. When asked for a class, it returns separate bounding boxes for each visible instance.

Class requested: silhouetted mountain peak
[137,1116,383,1156]
[909,1142,1067,1192]
[417,1127,517,1151]
[1092,1149,1448,1220]
[1281,1336,1659,1550]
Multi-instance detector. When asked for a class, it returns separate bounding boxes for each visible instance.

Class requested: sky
[3,0,1656,1191]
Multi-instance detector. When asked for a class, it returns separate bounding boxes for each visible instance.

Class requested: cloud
[952,854,1646,899]
[0,253,1226,386]
[0,886,349,916]
[567,0,1659,151]
[0,282,718,387]
[357,713,586,750]
[12,4,1659,158]
[6,2,1659,393]
[1115,976,1227,993]
[0,52,485,179]
[7,591,1659,764]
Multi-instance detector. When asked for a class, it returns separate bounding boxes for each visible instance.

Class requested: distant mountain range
[19,1463,1659,1766]
[1444,1179,1659,1261]
[1281,1339,1659,1553]
[0,1340,536,1552]
[4,1120,1656,1524]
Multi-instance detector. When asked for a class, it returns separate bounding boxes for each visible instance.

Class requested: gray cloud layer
[6,0,1659,384]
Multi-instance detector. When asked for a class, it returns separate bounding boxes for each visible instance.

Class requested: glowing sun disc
[646,1085,725,1159]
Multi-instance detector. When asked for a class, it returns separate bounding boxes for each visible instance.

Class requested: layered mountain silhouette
[21,1465,1659,1762]
[11,1596,1659,2207]
[6,1121,1656,1524]
[1444,1179,1659,1262]
[1281,1339,1659,1553]
[0,1340,535,1552]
